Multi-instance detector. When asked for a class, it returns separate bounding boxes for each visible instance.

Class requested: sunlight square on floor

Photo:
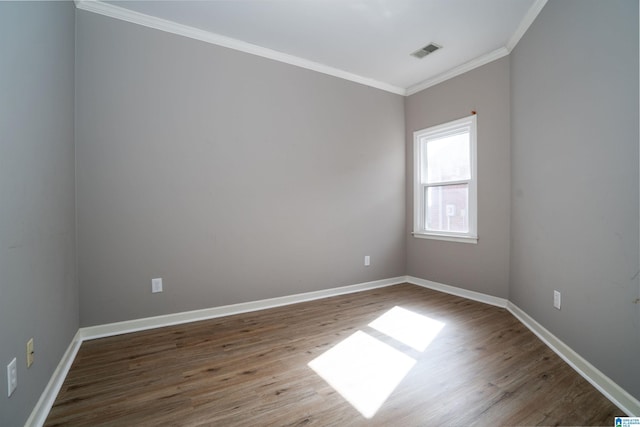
[308,330,415,418]
[369,305,445,352]
[308,306,445,419]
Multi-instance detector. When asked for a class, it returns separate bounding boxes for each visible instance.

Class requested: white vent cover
[411,43,442,59]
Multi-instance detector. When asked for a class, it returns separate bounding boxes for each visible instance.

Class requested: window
[413,115,477,243]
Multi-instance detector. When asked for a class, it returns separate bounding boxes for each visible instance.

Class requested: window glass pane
[424,132,470,183]
[425,184,469,233]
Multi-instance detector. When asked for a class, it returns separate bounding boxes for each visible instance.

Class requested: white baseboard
[408,276,639,415]
[27,276,405,426]
[80,276,407,340]
[25,330,83,427]
[406,275,509,308]
[26,275,639,425]
[507,302,640,416]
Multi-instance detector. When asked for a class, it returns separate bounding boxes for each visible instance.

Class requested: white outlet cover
[364,256,370,266]
[7,357,17,397]
[152,278,163,293]
[553,290,561,310]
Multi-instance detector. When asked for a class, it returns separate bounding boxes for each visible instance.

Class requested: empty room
[1,0,639,425]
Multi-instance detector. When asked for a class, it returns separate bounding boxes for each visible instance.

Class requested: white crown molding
[508,302,640,416]
[506,0,549,51]
[74,0,406,96]
[405,47,510,96]
[75,0,548,98]
[405,0,547,96]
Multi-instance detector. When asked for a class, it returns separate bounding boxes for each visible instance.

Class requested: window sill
[412,232,478,244]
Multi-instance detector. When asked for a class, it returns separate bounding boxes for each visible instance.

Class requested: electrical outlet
[26,338,34,368]
[152,278,163,293]
[7,357,17,397]
[364,256,370,266]
[553,290,561,310]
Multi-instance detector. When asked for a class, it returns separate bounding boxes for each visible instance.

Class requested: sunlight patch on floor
[368,306,445,352]
[308,306,445,419]
[308,330,416,418]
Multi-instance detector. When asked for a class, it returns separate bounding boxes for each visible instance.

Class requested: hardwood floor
[46,284,622,426]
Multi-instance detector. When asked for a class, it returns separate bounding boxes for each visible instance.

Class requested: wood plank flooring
[45,284,622,426]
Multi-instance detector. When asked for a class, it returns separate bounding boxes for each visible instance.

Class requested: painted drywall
[510,0,640,399]
[0,2,77,426]
[405,56,511,299]
[75,10,405,326]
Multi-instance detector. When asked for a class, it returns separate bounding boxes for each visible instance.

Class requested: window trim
[412,115,478,244]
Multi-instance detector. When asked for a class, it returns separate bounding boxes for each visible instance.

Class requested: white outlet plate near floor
[7,357,17,397]
[152,278,163,293]
[553,290,561,310]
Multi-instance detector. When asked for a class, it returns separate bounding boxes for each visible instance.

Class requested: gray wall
[510,0,640,399]
[75,11,406,326]
[0,2,77,426]
[3,1,638,422]
[405,57,511,298]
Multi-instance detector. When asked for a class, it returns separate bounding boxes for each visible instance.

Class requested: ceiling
[78,0,546,96]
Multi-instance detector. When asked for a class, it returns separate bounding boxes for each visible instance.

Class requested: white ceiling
[81,0,546,95]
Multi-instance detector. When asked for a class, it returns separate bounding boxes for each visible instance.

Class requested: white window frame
[412,115,478,244]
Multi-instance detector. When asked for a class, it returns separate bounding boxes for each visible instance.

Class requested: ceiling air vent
[411,43,442,59]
